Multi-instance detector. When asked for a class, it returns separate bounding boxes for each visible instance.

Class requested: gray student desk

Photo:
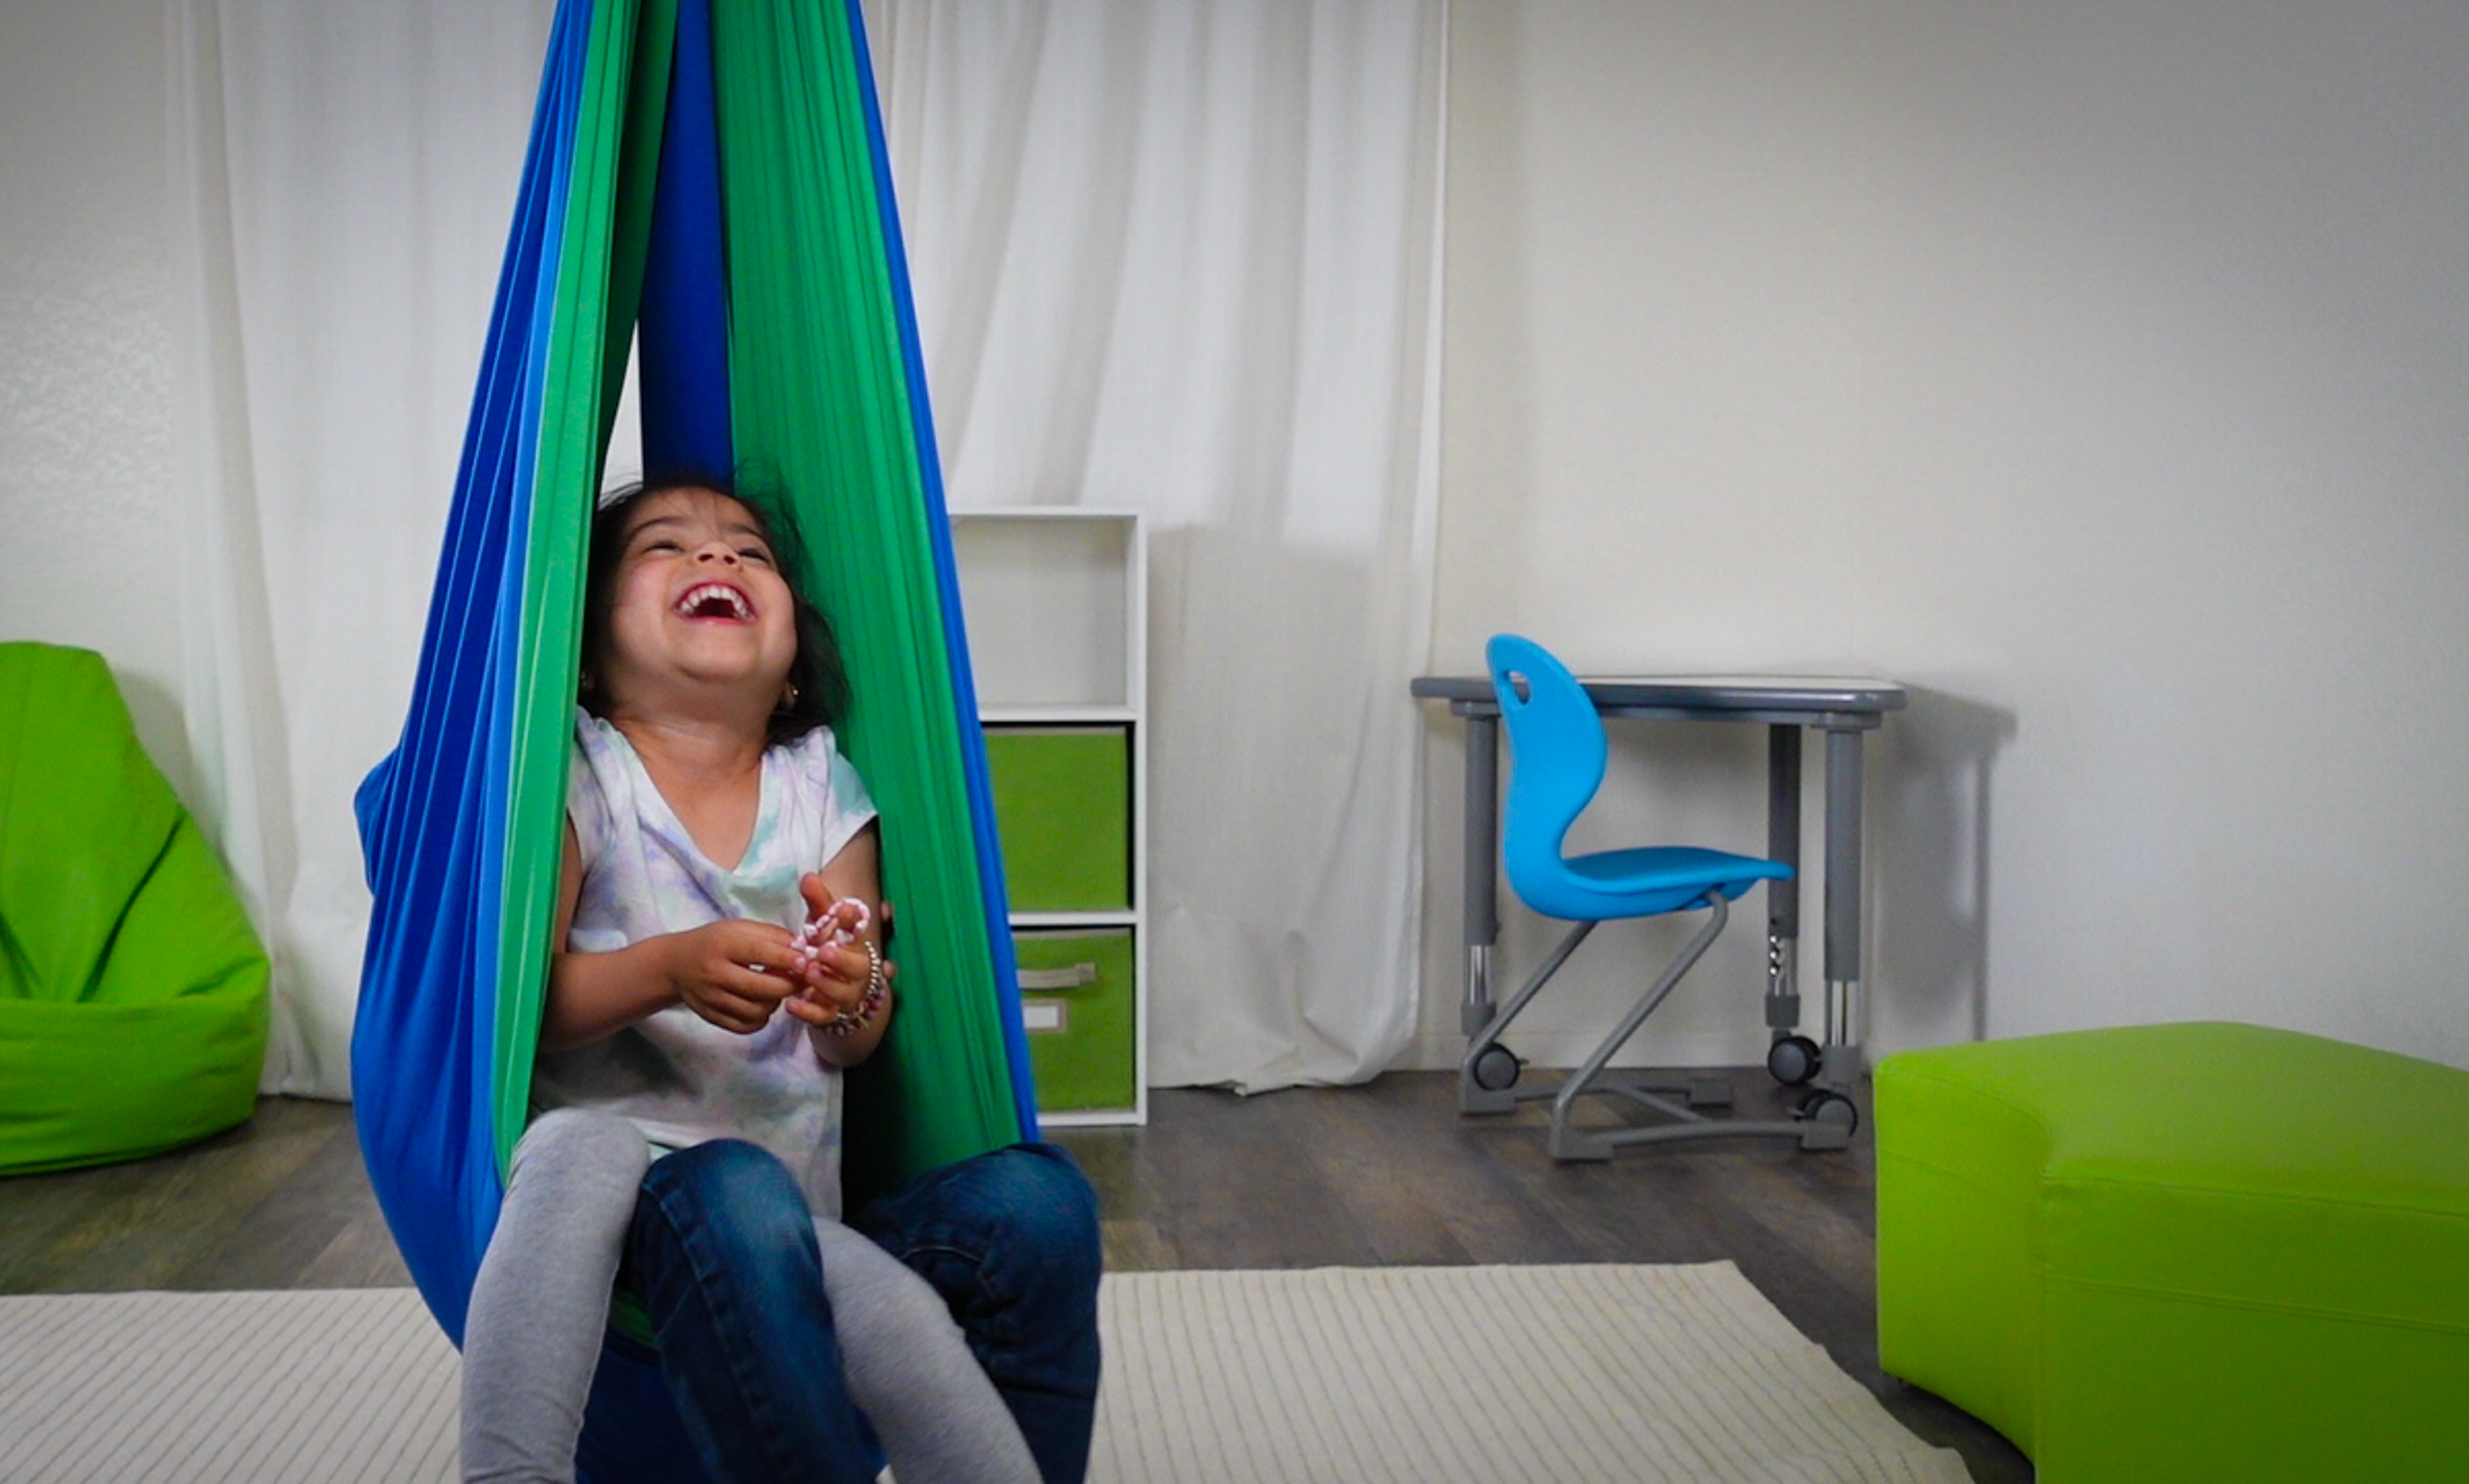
[1410,672,1906,1083]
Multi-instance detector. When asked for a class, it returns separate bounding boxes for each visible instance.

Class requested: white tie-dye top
[530,709,877,1218]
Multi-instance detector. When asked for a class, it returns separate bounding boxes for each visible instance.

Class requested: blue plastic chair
[1460,634,1849,1159]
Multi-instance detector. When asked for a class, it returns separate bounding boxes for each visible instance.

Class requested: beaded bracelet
[819,939,886,1037]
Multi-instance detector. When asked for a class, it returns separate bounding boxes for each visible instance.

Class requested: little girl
[458,476,1097,1484]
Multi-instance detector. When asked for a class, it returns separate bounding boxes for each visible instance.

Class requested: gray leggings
[459,1108,1038,1484]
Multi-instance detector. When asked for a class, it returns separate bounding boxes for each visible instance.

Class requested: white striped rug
[0,1262,1967,1484]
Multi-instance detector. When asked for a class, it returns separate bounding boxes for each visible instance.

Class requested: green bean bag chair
[0,642,270,1174]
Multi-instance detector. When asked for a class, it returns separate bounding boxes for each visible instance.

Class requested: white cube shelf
[950,508,1147,1125]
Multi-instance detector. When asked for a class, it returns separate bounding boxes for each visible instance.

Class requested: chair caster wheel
[1471,1044,1523,1093]
[1766,1034,1823,1086]
[1795,1088,1858,1133]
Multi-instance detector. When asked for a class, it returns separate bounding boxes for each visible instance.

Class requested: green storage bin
[983,726,1132,912]
[1014,928,1136,1113]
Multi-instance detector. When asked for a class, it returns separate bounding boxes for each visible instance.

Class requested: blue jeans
[623,1140,1103,1484]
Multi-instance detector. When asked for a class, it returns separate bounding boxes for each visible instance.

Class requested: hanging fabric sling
[350,1,1032,1476]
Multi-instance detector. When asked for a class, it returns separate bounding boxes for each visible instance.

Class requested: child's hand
[779,878,896,1031]
[780,895,871,1024]
[781,950,899,1025]
[663,920,805,1035]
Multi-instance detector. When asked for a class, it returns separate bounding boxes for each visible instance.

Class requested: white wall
[1421,0,2469,1072]
[1,3,195,798]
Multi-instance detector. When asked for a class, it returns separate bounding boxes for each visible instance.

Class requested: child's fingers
[725,922,789,962]
[783,978,860,1022]
[806,940,871,986]
[688,987,777,1035]
[785,952,859,1003]
[783,901,870,978]
[711,920,798,977]
[728,963,799,999]
[691,962,802,1030]
[796,874,863,930]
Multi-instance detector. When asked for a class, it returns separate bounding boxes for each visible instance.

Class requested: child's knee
[990,1145,1100,1257]
[940,1145,1102,1293]
[643,1139,812,1253]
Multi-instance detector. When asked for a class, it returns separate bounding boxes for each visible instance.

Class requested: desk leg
[1461,711,1502,1035]
[1823,727,1867,1074]
[1764,724,1802,1037]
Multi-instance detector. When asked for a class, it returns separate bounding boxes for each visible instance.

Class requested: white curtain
[168,0,559,1097]
[870,4,1448,1090]
[169,0,1444,1099]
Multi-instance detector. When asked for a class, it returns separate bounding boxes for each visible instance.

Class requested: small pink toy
[787,898,871,973]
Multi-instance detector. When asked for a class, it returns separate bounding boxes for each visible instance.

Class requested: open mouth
[674,582,755,622]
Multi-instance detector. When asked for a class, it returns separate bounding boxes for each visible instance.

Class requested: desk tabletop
[1410,673,1908,719]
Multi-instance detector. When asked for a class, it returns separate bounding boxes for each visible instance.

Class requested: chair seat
[1526,845,1789,922]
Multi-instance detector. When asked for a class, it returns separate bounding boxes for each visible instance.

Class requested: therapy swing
[351,1,1033,1477]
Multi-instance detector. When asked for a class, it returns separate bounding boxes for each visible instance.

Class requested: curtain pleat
[871,1,1448,1092]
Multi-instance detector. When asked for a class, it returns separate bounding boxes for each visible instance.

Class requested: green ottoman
[1876,1022,2469,1484]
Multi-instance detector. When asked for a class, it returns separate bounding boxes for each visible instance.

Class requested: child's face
[595,487,799,717]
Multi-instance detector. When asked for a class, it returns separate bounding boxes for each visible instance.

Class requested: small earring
[779,682,801,710]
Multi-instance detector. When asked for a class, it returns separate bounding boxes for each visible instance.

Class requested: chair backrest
[1487,633,1607,910]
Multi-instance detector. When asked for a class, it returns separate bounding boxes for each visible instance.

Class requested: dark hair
[583,471,852,746]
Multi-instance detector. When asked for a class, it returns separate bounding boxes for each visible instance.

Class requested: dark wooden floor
[0,1070,2030,1482]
